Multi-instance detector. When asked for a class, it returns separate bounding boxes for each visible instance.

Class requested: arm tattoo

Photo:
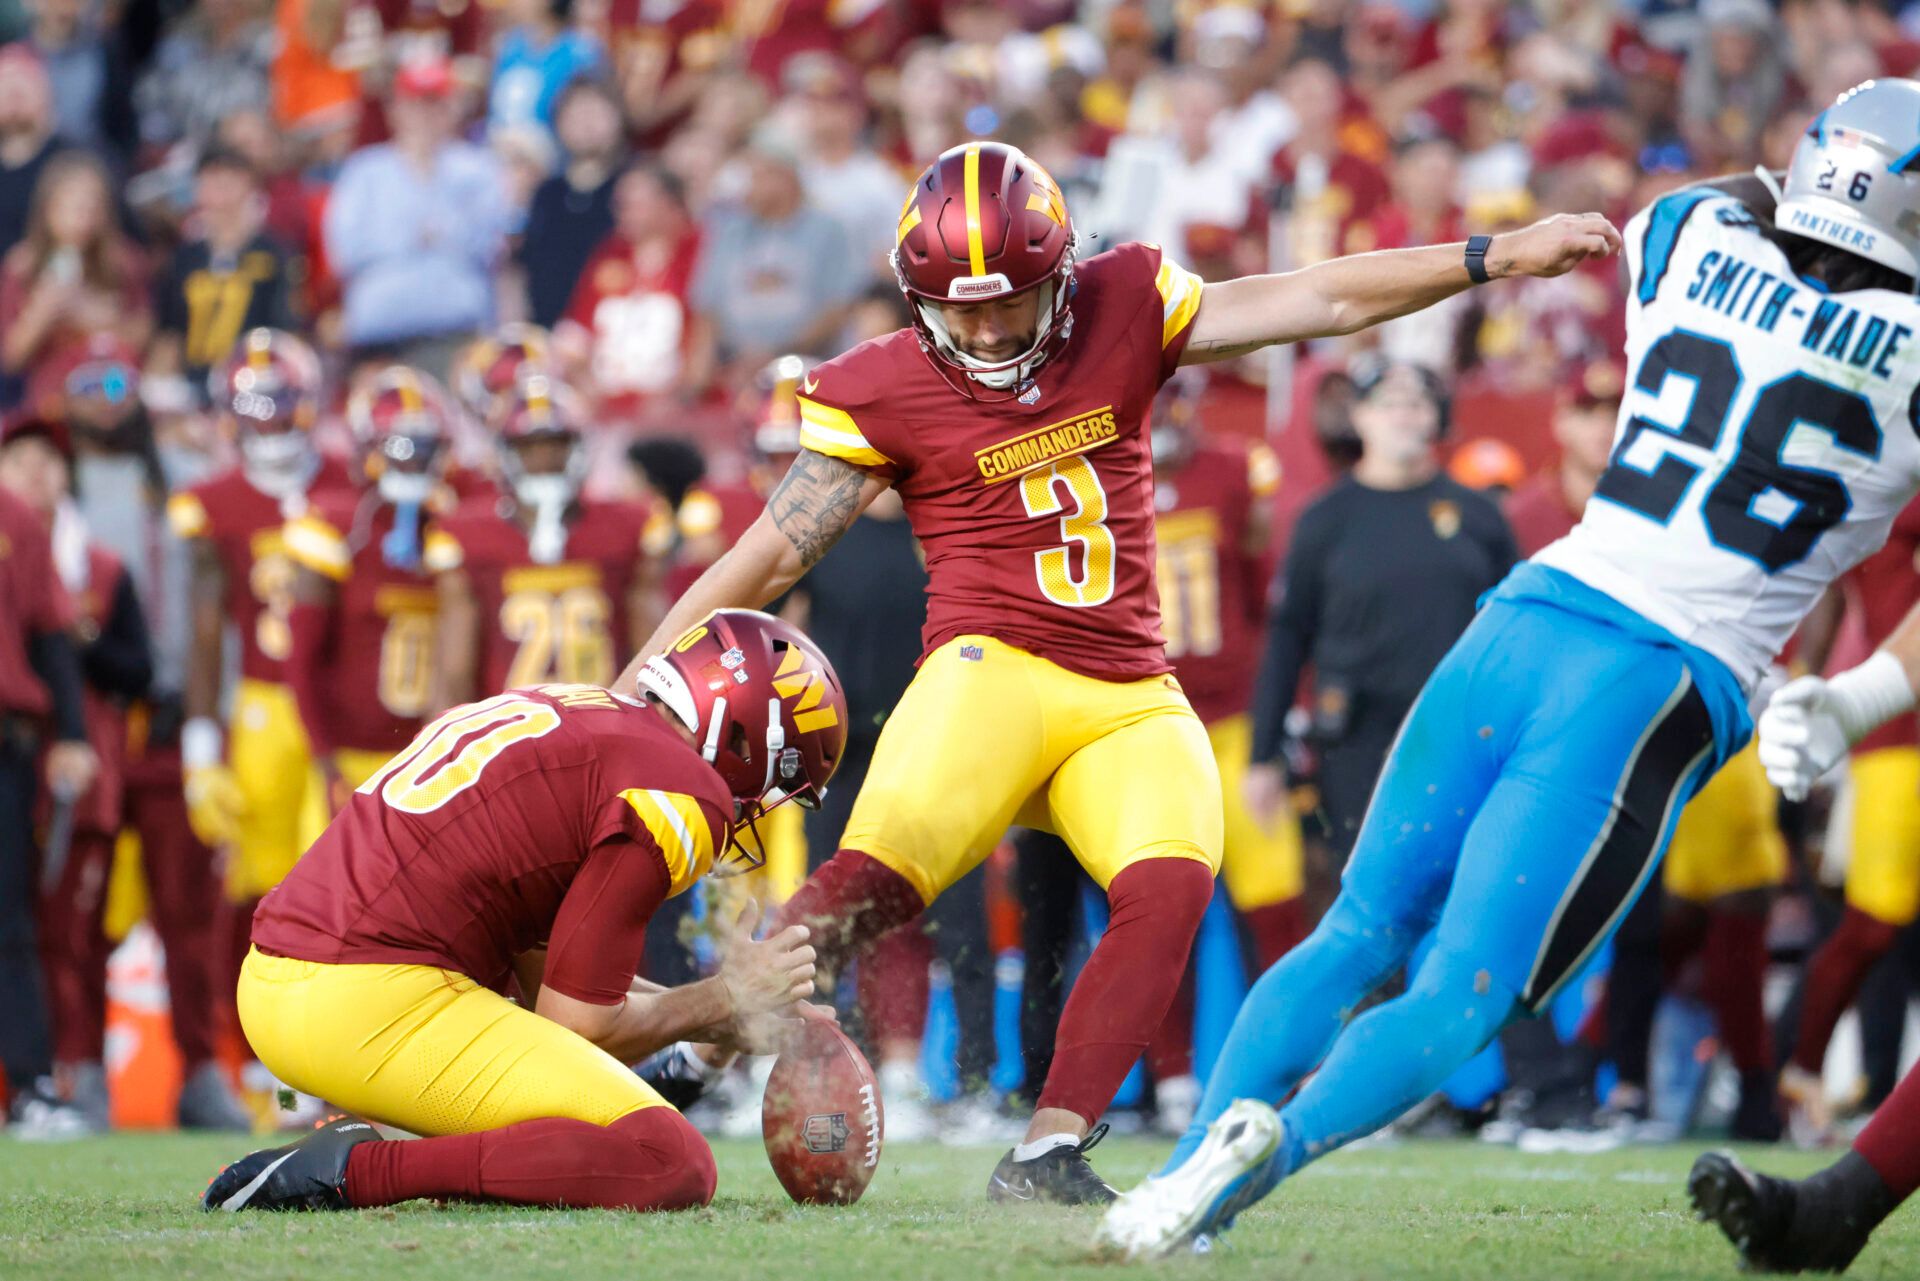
[768,450,868,568]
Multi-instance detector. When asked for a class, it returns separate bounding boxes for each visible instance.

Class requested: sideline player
[167,330,353,983]
[202,611,843,1212]
[616,139,1619,1202]
[282,366,459,807]
[1099,78,1920,1255]
[426,373,661,710]
[1693,593,1920,1270]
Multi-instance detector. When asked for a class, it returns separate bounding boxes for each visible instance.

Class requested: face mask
[240,430,316,497]
[377,469,436,506]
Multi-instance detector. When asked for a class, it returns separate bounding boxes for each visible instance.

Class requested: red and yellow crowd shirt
[282,490,442,756]
[165,458,355,685]
[422,497,654,696]
[1154,441,1280,725]
[251,684,731,999]
[795,242,1205,683]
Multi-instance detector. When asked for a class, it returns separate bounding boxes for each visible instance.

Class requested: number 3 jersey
[796,241,1204,682]
[251,685,731,997]
[1536,190,1920,688]
[423,496,657,695]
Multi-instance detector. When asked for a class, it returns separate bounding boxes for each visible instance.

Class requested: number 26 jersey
[795,241,1204,683]
[1537,190,1920,688]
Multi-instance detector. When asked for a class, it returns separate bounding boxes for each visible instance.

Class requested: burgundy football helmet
[346,365,455,504]
[634,609,848,874]
[453,323,552,426]
[892,141,1077,396]
[211,328,323,495]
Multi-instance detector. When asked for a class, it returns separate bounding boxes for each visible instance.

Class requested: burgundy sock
[857,924,932,1046]
[1241,898,1308,972]
[344,1107,716,1211]
[1145,961,1196,1082]
[1793,907,1901,1076]
[1854,1055,1920,1202]
[1700,908,1773,1073]
[772,849,925,972]
[1038,858,1213,1124]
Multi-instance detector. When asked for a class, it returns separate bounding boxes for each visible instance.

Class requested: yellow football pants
[237,947,666,1134]
[225,679,328,900]
[841,635,1223,903]
[1846,747,1920,925]
[1211,714,1305,909]
[1664,742,1787,903]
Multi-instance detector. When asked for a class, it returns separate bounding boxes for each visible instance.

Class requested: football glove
[1758,653,1916,802]
[184,764,247,848]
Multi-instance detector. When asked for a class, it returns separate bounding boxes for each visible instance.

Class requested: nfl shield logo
[1017,380,1042,405]
[960,645,984,662]
[803,1112,850,1154]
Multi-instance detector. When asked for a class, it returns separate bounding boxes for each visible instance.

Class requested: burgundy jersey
[796,242,1204,681]
[61,545,130,835]
[283,490,442,755]
[1848,497,1920,755]
[424,497,653,696]
[669,478,764,599]
[166,457,355,684]
[1503,471,1581,559]
[1154,441,1280,724]
[251,684,731,995]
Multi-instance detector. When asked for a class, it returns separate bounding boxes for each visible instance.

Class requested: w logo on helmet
[1025,164,1066,227]
[772,644,840,734]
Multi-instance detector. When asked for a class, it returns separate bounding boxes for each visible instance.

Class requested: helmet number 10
[1021,456,1115,608]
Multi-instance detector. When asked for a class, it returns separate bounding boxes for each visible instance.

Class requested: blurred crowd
[4,0,1920,1150]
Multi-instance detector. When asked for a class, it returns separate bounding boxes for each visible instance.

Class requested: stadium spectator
[0,46,61,296]
[1246,358,1516,883]
[323,55,509,372]
[57,337,247,1131]
[517,77,623,330]
[1503,358,1622,554]
[1680,0,1785,172]
[558,161,700,423]
[487,0,603,137]
[786,54,897,286]
[19,0,132,161]
[148,147,298,392]
[0,149,150,411]
[0,421,95,1139]
[134,0,274,157]
[687,141,856,379]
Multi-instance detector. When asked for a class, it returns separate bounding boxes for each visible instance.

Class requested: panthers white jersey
[1535,189,1920,689]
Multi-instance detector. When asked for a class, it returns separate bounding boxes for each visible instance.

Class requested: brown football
[761,1019,884,1205]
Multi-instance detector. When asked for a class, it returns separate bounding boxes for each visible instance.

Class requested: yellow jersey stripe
[1156,259,1205,349]
[798,396,893,467]
[618,787,715,896]
[963,143,985,277]
[283,515,352,580]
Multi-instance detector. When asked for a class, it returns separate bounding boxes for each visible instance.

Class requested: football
[761,1018,884,1205]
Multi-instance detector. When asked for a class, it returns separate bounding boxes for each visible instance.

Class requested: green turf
[1,1131,1914,1280]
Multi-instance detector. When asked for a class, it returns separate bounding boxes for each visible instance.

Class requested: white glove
[1758,653,1916,802]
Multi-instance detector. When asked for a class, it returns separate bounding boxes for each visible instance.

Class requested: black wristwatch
[1464,234,1493,284]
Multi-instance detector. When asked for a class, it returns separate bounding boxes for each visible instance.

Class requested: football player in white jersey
[1099,78,1920,1260]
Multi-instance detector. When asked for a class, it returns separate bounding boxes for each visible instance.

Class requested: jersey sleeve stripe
[798,396,893,467]
[1637,190,1718,306]
[618,787,715,896]
[283,515,351,579]
[165,492,209,539]
[1156,259,1205,349]
[422,528,465,573]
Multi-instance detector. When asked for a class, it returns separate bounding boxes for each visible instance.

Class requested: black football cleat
[987,1123,1117,1206]
[1689,1150,1880,1274]
[204,1115,379,1212]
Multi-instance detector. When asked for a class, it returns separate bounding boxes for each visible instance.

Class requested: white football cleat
[1094,1098,1282,1260]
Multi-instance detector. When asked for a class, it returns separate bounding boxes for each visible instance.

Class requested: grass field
[3,1132,1916,1280]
